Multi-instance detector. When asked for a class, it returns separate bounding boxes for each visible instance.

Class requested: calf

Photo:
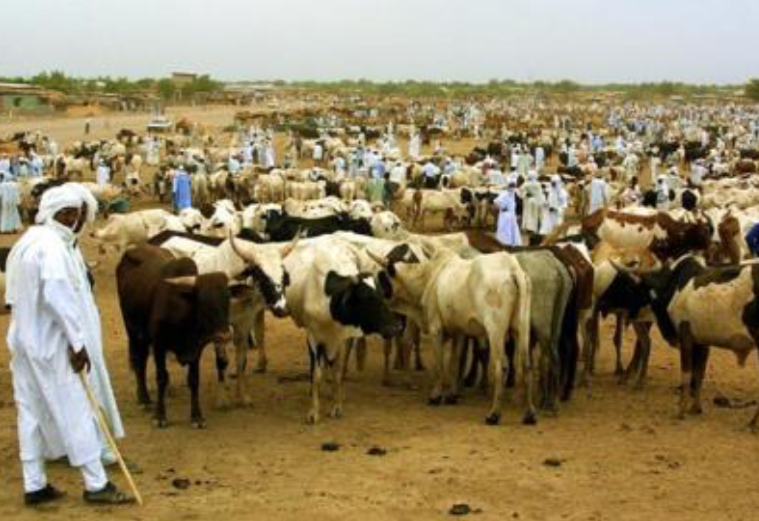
[116,246,234,428]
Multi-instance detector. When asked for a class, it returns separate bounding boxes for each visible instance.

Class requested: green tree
[157,78,177,99]
[746,79,759,102]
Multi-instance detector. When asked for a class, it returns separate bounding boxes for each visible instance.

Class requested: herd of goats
[5,95,759,430]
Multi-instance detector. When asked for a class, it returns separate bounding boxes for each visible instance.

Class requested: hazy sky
[2,0,758,84]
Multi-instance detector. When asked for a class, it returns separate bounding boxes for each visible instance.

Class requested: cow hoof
[428,396,443,406]
[444,395,459,406]
[305,412,320,425]
[153,418,168,429]
[522,411,538,425]
[689,405,703,415]
[191,419,206,429]
[329,406,343,419]
[485,413,500,426]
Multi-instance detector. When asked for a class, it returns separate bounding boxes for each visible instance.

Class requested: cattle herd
[5,94,759,434]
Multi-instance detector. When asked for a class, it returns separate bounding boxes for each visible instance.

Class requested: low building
[0,83,56,114]
[172,72,197,88]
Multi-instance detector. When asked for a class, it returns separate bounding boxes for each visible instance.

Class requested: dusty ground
[0,113,757,520]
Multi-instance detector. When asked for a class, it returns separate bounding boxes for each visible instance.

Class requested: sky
[1,0,758,84]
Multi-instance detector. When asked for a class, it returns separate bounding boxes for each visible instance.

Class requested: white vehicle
[147,116,173,134]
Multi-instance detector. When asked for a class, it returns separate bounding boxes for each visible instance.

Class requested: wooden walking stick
[79,372,144,506]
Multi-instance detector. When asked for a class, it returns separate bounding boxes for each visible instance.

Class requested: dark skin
[53,206,91,374]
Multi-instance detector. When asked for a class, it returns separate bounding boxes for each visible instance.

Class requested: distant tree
[157,78,176,99]
[746,79,759,102]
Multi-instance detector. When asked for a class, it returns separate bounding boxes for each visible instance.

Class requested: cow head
[324,271,403,339]
[367,242,432,307]
[370,211,404,239]
[179,208,205,233]
[229,233,296,317]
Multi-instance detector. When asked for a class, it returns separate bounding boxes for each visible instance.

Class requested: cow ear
[378,271,393,299]
[325,271,352,297]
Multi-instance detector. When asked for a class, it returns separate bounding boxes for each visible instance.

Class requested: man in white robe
[520,171,545,235]
[540,174,568,236]
[66,183,125,463]
[0,174,23,233]
[587,173,610,215]
[655,174,671,210]
[96,160,110,187]
[5,186,132,506]
[495,183,521,246]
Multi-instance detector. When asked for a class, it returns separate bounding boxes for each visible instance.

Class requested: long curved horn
[164,275,197,287]
[365,248,388,267]
[229,229,259,266]
[279,230,302,258]
[608,256,661,276]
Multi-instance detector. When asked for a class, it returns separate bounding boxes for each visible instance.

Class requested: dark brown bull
[116,245,233,428]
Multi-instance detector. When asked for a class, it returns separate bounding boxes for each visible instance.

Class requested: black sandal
[83,482,135,505]
[25,484,66,506]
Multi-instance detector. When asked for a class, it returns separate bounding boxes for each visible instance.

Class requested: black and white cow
[615,255,759,428]
[283,235,403,423]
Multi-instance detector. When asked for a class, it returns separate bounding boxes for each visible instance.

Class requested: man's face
[73,203,88,233]
[54,207,80,229]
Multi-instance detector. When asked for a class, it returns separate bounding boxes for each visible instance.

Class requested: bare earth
[0,113,757,520]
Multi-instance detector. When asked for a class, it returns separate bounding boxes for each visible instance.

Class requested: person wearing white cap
[655,174,671,210]
[587,171,610,215]
[64,183,125,466]
[96,160,110,187]
[495,182,521,247]
[5,185,133,506]
[540,174,568,236]
[520,170,545,236]
[0,173,22,233]
[689,159,706,189]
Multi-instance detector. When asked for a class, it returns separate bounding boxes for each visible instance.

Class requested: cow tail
[512,262,531,378]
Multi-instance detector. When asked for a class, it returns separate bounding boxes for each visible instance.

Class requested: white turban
[35,185,82,225]
[65,182,98,224]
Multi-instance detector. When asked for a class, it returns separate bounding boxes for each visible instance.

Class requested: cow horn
[366,248,388,267]
[609,256,661,275]
[164,275,197,286]
[280,231,302,258]
[229,229,259,266]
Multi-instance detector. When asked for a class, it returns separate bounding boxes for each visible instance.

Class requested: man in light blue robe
[172,167,192,211]
[495,183,521,246]
[0,175,23,233]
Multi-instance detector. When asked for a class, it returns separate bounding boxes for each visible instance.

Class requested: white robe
[0,180,22,232]
[96,165,110,187]
[495,190,521,246]
[587,178,609,215]
[540,186,568,235]
[6,225,103,467]
[521,180,545,234]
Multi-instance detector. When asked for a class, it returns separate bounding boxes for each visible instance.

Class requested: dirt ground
[0,113,757,520]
